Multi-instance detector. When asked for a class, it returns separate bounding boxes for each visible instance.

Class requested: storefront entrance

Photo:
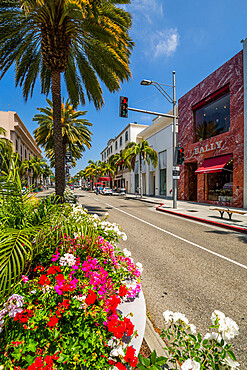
[187,163,197,201]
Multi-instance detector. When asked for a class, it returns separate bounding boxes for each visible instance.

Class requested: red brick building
[178,51,244,207]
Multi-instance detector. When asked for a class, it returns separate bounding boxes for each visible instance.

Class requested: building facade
[0,111,42,185]
[137,108,177,197]
[100,123,148,192]
[178,50,244,207]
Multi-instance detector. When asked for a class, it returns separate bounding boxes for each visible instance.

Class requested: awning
[195,154,232,174]
[98,177,112,181]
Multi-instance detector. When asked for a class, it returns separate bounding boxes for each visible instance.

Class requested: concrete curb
[144,317,168,358]
[156,205,247,234]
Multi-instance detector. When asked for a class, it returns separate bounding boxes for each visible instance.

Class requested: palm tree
[100,161,115,187]
[22,156,47,187]
[0,0,134,198]
[84,160,102,190]
[124,140,158,198]
[33,98,93,168]
[0,127,14,173]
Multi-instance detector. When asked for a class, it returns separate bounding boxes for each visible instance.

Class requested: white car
[102,187,113,195]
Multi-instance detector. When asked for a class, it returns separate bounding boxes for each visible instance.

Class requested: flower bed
[0,204,144,370]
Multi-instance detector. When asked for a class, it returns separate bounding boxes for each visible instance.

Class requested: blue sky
[0,0,247,176]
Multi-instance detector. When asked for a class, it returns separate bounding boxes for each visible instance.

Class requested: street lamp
[140,72,178,209]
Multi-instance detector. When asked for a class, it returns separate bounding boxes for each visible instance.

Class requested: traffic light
[177,147,184,165]
[119,96,128,118]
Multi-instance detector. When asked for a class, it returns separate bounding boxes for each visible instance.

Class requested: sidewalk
[126,194,247,234]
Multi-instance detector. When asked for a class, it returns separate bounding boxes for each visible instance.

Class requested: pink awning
[195,154,232,174]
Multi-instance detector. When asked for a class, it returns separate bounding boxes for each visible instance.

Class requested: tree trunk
[51,70,65,199]
[139,152,143,198]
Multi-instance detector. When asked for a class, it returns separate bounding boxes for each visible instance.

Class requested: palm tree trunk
[51,70,65,198]
[139,153,143,198]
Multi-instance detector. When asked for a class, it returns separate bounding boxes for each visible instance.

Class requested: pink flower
[21,275,28,283]
[51,253,60,262]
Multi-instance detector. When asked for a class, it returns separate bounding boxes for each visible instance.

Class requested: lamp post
[140,72,178,209]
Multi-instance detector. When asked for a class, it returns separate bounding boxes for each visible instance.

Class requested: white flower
[220,355,240,369]
[163,310,174,324]
[93,214,99,219]
[42,285,51,293]
[181,359,200,370]
[204,332,222,344]
[105,212,109,217]
[123,248,131,258]
[30,290,37,294]
[211,311,239,341]
[173,312,189,325]
[136,262,143,273]
[59,253,76,267]
[211,310,225,324]
[110,344,125,357]
[188,324,197,334]
[121,233,127,241]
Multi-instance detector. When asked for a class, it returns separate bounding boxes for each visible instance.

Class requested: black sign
[65,152,72,163]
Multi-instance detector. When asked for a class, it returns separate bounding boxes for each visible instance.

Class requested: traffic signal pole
[172,71,177,209]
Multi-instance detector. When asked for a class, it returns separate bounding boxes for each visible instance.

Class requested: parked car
[102,187,113,195]
[118,187,126,194]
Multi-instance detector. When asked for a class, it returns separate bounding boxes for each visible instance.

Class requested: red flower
[38,275,51,286]
[108,294,121,312]
[108,359,116,365]
[115,363,127,370]
[14,309,33,323]
[47,315,59,329]
[47,265,61,275]
[85,289,97,305]
[55,274,65,284]
[119,285,128,297]
[124,346,138,367]
[62,298,70,309]
[123,317,134,336]
[34,266,44,273]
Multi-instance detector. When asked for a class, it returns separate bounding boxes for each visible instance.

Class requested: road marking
[105,203,247,271]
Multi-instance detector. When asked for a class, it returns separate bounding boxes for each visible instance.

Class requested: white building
[100,122,148,192]
[136,107,177,197]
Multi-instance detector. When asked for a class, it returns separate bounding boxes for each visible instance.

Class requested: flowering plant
[0,206,143,369]
[160,310,239,370]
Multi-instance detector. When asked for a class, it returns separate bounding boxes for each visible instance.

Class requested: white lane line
[105,203,247,271]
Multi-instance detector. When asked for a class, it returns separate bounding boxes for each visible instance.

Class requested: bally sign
[194,140,222,155]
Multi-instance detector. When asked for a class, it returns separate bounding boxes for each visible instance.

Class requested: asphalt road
[75,190,247,367]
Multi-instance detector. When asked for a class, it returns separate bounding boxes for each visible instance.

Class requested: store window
[115,141,118,149]
[205,156,233,202]
[194,90,230,142]
[15,139,18,151]
[159,150,167,196]
[120,136,122,146]
[125,131,128,141]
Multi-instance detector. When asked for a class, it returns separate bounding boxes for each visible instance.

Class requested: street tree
[124,140,158,198]
[33,99,92,168]
[0,0,134,198]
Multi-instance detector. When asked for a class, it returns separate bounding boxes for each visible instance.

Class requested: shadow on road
[208,215,243,223]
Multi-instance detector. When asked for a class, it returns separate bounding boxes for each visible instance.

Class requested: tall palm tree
[33,98,92,167]
[0,0,134,198]
[124,140,158,198]
[100,161,115,187]
[22,156,47,186]
[84,160,102,190]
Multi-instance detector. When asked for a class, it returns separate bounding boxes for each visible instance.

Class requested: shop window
[15,139,18,151]
[205,156,233,202]
[194,91,230,142]
[160,169,167,196]
[25,149,27,159]
[120,136,122,146]
[115,141,118,149]
[125,131,128,141]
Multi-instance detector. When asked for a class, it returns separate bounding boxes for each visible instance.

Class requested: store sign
[194,140,222,155]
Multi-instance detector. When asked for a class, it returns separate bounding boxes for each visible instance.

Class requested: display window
[194,90,230,142]
[204,156,233,202]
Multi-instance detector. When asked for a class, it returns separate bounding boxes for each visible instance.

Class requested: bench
[210,207,247,220]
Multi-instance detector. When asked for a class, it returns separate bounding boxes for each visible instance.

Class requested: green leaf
[156,357,168,365]
[227,350,236,361]
[136,363,147,370]
[142,356,151,367]
[150,350,157,364]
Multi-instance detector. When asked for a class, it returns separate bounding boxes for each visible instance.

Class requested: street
[75,189,247,367]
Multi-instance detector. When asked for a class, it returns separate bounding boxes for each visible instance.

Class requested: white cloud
[151,28,179,57]
[129,0,163,23]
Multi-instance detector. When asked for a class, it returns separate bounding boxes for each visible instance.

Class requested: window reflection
[194,92,230,142]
